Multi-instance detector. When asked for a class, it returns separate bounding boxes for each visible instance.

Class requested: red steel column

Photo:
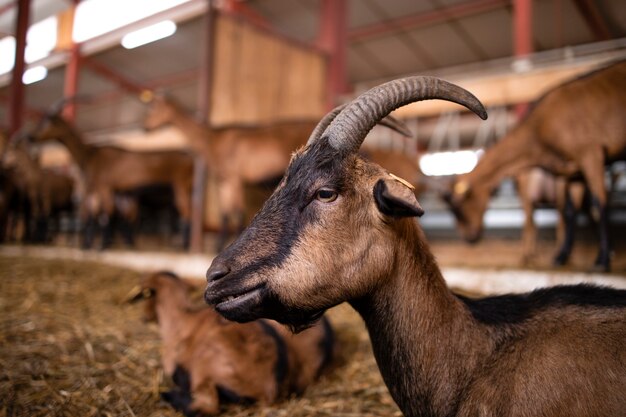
[513,0,532,119]
[513,0,532,57]
[190,0,216,253]
[317,0,349,110]
[63,1,81,121]
[8,0,31,135]
[63,44,81,121]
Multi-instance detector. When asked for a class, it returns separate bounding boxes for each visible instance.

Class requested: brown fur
[30,113,193,248]
[446,61,626,270]
[205,76,626,416]
[133,271,334,415]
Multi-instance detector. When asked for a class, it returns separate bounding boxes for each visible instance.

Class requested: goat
[514,168,589,264]
[444,60,626,271]
[3,139,76,242]
[204,76,626,417]
[129,271,334,416]
[143,93,412,251]
[28,110,194,249]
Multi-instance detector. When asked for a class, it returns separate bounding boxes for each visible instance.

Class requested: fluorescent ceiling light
[121,20,177,49]
[22,66,48,84]
[0,36,16,75]
[419,150,481,177]
[73,0,189,43]
[25,16,57,63]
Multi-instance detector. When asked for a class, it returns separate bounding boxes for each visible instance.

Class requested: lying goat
[129,271,334,415]
[205,77,626,417]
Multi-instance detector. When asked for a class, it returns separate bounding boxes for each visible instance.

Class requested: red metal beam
[317,0,349,109]
[81,56,147,95]
[349,0,509,43]
[513,0,532,56]
[0,2,16,16]
[63,44,81,121]
[222,0,272,31]
[8,0,30,136]
[571,0,611,41]
[513,0,532,119]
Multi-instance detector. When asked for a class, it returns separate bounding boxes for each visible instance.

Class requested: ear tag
[389,172,415,190]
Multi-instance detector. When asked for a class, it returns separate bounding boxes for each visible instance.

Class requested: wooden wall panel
[210,14,327,126]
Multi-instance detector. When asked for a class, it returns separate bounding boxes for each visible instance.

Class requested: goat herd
[1,60,625,416]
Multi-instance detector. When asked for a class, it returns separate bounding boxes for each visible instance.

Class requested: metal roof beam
[571,0,612,41]
[349,0,510,43]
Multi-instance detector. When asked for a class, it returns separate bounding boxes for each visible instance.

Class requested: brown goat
[1,139,75,242]
[29,112,194,249]
[143,94,412,251]
[445,60,626,271]
[204,77,626,417]
[130,271,334,416]
[515,168,587,264]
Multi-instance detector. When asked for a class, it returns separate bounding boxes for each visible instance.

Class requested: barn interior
[1,0,626,416]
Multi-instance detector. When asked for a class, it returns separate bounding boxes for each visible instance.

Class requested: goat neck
[39,116,93,171]
[162,102,217,166]
[352,219,490,416]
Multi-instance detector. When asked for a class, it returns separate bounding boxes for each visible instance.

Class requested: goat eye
[315,189,338,203]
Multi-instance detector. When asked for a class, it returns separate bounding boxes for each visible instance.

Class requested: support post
[317,0,348,110]
[62,1,80,121]
[63,43,81,121]
[513,0,532,120]
[8,0,31,135]
[190,0,216,253]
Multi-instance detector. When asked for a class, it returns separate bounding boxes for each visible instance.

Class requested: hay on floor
[0,256,400,416]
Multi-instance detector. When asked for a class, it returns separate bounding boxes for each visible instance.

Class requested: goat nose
[206,262,230,283]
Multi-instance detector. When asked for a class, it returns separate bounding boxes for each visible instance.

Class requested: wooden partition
[210,14,327,126]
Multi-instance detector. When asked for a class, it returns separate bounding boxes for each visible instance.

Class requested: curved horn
[307,104,414,146]
[307,104,348,145]
[319,76,487,154]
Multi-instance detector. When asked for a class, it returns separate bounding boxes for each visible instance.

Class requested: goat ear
[125,285,155,303]
[374,178,424,218]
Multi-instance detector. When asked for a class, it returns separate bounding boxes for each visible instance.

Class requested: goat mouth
[207,284,267,322]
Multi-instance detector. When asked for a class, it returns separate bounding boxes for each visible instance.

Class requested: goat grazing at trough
[204,76,626,417]
[129,271,334,416]
[444,60,626,271]
[143,93,412,251]
[28,110,194,249]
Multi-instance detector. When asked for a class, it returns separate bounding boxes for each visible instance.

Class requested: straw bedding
[0,255,400,416]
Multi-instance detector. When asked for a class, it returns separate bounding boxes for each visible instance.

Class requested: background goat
[143,93,413,251]
[204,76,626,417]
[29,109,194,249]
[129,271,334,416]
[444,60,626,271]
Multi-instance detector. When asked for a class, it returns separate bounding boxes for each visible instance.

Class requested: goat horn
[307,104,348,145]
[320,76,487,154]
[307,104,413,145]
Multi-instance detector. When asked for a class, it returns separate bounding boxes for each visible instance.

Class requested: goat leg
[181,220,191,250]
[553,187,577,266]
[81,215,97,249]
[99,214,113,251]
[591,196,611,272]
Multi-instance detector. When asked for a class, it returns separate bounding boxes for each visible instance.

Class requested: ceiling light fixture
[121,20,177,49]
[22,66,48,84]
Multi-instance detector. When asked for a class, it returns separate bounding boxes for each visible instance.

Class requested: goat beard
[261,289,327,333]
